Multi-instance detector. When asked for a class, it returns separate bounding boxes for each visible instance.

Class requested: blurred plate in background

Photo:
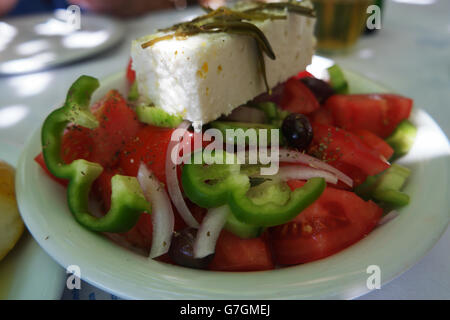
[0,12,124,75]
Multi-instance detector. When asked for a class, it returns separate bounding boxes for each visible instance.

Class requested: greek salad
[34,2,416,272]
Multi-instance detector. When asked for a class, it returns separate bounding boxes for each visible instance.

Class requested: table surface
[0,0,449,300]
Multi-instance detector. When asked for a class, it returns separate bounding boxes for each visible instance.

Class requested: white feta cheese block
[131,10,316,124]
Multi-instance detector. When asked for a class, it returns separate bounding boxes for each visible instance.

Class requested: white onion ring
[278,148,353,187]
[165,120,200,228]
[138,163,175,258]
[277,165,338,184]
[193,205,229,259]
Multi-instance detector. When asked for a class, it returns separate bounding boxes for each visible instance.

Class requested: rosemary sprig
[200,21,276,60]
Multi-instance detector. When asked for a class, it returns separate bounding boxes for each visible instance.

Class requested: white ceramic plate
[0,12,124,75]
[16,70,450,299]
[0,141,65,300]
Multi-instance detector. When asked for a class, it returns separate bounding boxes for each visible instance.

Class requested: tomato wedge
[209,230,274,271]
[351,129,394,160]
[60,125,94,164]
[270,180,382,265]
[90,90,141,168]
[309,123,390,177]
[331,161,368,188]
[280,78,320,115]
[309,105,334,126]
[295,70,314,79]
[382,94,414,135]
[325,94,412,138]
[118,125,176,185]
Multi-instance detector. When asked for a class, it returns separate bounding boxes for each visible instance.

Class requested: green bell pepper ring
[328,64,349,94]
[181,150,249,208]
[228,177,326,227]
[181,150,326,227]
[355,164,411,207]
[41,75,151,233]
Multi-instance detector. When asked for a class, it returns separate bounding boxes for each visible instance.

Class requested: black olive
[168,227,214,269]
[281,113,313,151]
[300,77,334,104]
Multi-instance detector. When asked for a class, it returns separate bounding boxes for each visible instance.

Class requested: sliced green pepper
[372,164,411,207]
[181,150,326,227]
[385,119,417,161]
[42,75,151,233]
[128,81,139,101]
[136,104,183,128]
[224,212,263,239]
[252,101,290,127]
[355,164,411,207]
[181,151,249,208]
[228,177,325,227]
[328,64,349,94]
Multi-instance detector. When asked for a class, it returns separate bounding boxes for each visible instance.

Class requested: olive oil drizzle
[140,1,315,93]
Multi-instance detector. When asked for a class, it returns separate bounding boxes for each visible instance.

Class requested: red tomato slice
[331,161,368,188]
[46,90,141,170]
[325,94,412,138]
[351,129,394,160]
[295,70,314,79]
[280,78,320,115]
[92,168,117,212]
[61,125,94,164]
[382,94,413,135]
[270,180,382,265]
[126,58,136,84]
[209,230,274,271]
[308,105,334,126]
[90,90,141,168]
[118,125,210,185]
[118,125,175,185]
[309,123,390,177]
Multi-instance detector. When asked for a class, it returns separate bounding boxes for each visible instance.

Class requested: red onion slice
[278,165,338,184]
[138,163,175,258]
[193,205,229,259]
[165,120,200,228]
[278,148,353,187]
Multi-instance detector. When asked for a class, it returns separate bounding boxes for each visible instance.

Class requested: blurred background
[0,0,449,300]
